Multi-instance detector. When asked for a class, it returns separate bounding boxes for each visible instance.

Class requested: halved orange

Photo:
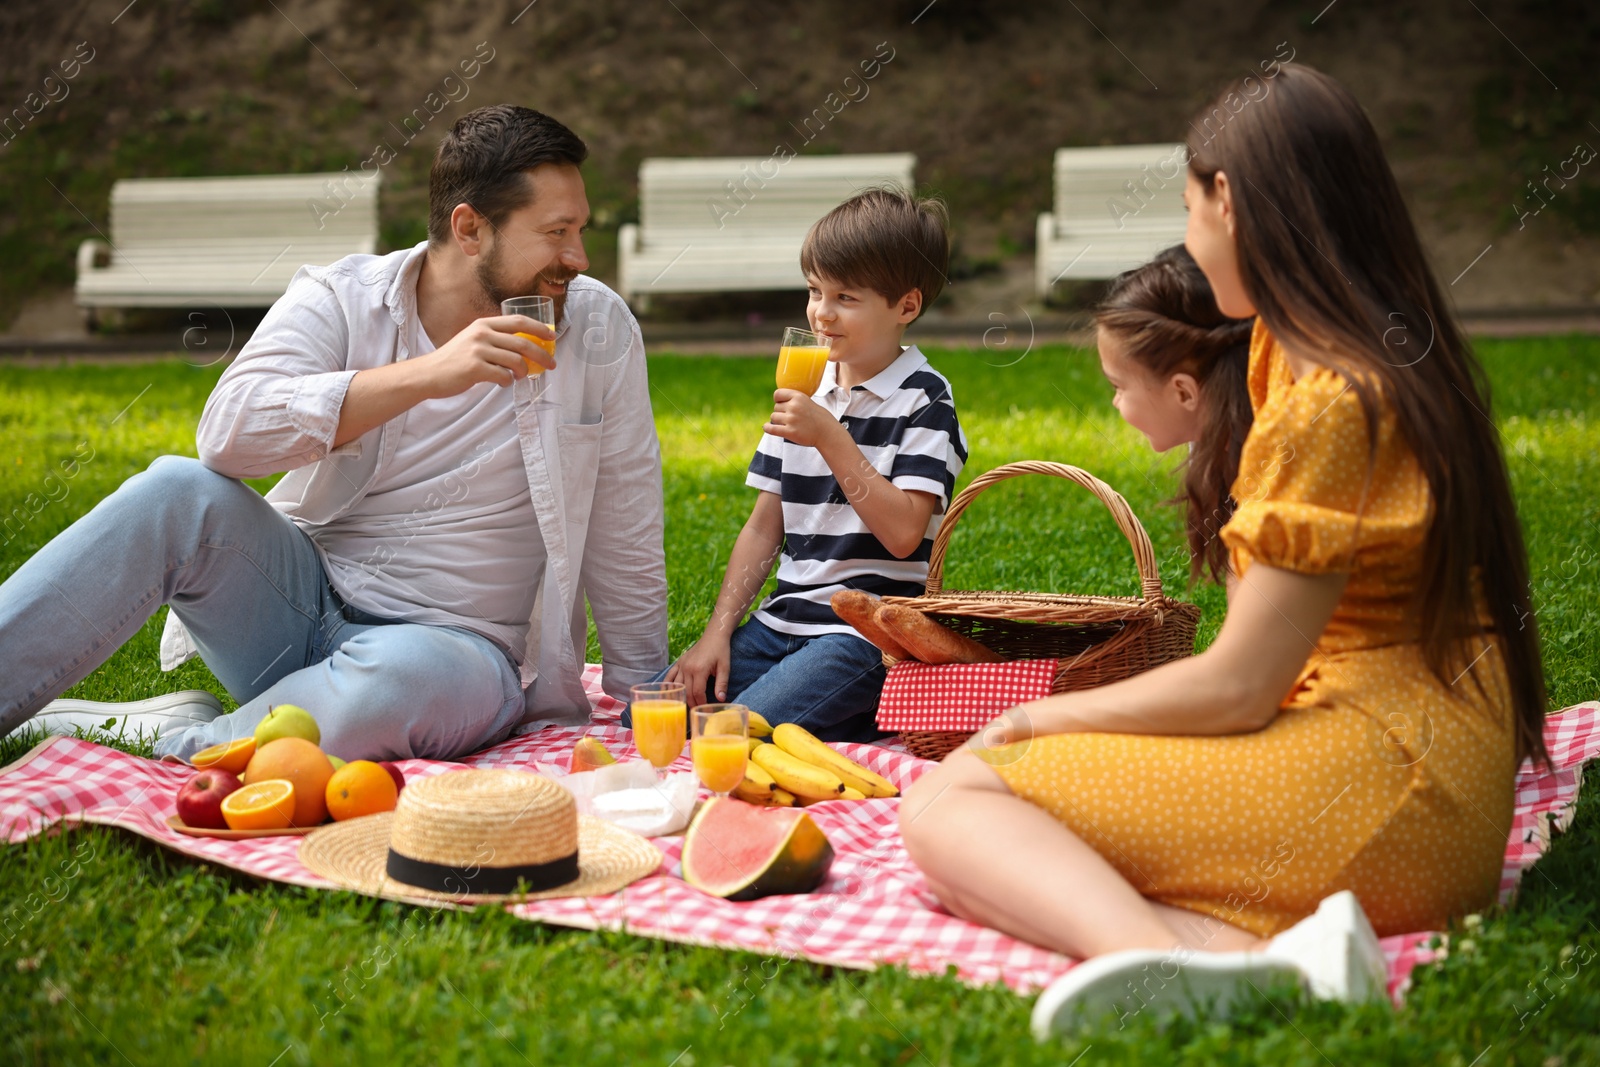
[221,779,296,831]
[191,736,256,775]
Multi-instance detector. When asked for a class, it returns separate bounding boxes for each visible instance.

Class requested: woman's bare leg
[901,747,1263,958]
[1151,903,1266,953]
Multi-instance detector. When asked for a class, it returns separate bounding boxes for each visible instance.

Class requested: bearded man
[0,105,668,761]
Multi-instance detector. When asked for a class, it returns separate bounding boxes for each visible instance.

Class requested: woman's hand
[962,697,1072,759]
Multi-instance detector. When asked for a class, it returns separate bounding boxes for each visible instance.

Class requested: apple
[327,756,347,770]
[254,704,320,747]
[379,761,405,793]
[176,769,242,830]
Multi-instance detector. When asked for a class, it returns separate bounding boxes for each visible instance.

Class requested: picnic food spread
[171,706,404,834]
[178,708,885,903]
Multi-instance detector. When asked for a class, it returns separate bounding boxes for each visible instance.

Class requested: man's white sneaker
[1031,891,1388,1039]
[31,691,224,741]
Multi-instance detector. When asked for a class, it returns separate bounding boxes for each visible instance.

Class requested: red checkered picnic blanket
[2,668,1594,1002]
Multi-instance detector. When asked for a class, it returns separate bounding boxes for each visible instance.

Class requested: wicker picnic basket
[879,461,1201,759]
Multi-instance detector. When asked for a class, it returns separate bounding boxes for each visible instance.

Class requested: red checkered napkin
[876,659,1059,732]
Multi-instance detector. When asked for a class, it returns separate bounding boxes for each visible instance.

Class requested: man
[0,105,668,760]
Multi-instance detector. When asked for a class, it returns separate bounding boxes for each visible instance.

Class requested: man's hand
[333,315,557,448]
[666,633,733,708]
[764,389,843,448]
[419,314,555,397]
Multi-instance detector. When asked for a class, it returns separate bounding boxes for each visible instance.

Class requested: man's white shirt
[163,242,668,725]
[315,315,545,661]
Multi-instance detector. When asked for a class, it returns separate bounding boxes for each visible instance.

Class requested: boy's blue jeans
[629,616,887,743]
[0,456,526,762]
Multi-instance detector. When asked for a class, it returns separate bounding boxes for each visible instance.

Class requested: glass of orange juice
[501,295,556,377]
[691,704,750,797]
[630,682,687,780]
[775,327,831,395]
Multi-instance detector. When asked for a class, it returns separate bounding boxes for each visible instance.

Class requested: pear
[570,735,618,773]
[254,704,321,747]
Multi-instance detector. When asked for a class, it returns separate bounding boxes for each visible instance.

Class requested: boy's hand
[765,390,843,448]
[665,633,732,707]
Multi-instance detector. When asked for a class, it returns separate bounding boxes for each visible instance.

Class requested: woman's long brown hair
[1187,64,1548,766]
[1097,246,1254,584]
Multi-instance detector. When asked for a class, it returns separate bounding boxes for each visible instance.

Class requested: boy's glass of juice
[630,682,687,779]
[690,704,750,797]
[775,327,831,395]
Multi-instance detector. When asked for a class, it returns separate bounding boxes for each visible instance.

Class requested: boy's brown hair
[799,187,949,320]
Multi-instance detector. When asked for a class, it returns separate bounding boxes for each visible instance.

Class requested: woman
[900,64,1547,1037]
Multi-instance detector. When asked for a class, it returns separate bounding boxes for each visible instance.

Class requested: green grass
[2,339,1599,1064]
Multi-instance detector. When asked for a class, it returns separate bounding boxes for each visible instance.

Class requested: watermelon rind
[682,797,835,901]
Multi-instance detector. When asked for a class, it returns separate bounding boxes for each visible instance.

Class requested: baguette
[876,604,1002,664]
[830,589,910,660]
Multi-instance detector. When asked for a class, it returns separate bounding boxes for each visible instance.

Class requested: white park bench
[617,153,916,308]
[75,172,379,318]
[1034,143,1190,296]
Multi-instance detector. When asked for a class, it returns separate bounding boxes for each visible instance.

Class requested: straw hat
[299,768,661,904]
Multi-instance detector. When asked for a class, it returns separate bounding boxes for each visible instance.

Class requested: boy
[666,188,967,741]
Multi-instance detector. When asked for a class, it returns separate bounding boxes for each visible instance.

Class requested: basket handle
[926,460,1166,603]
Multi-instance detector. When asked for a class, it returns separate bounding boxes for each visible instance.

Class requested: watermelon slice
[681,797,835,901]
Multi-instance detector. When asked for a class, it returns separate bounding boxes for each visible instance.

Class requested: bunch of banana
[730,723,899,805]
[773,723,897,799]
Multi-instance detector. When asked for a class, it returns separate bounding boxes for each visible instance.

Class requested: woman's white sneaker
[30,691,224,741]
[1030,946,1306,1038]
[1263,890,1388,1003]
[1031,891,1388,1039]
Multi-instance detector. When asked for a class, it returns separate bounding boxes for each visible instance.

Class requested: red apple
[379,761,405,793]
[176,769,242,829]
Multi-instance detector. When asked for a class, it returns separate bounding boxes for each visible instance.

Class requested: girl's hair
[1097,245,1254,585]
[1186,64,1548,766]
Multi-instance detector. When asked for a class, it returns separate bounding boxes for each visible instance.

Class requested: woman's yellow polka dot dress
[990,321,1517,938]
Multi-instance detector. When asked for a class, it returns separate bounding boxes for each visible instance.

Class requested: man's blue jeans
[0,456,526,762]
[628,616,887,743]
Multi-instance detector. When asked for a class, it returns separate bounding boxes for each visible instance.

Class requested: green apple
[254,704,320,747]
[327,756,346,770]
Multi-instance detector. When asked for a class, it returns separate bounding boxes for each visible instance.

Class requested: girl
[1095,244,1254,586]
[901,64,1547,1038]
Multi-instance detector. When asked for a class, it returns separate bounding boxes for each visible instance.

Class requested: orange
[191,736,256,775]
[324,760,399,822]
[221,779,296,831]
[244,737,335,827]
